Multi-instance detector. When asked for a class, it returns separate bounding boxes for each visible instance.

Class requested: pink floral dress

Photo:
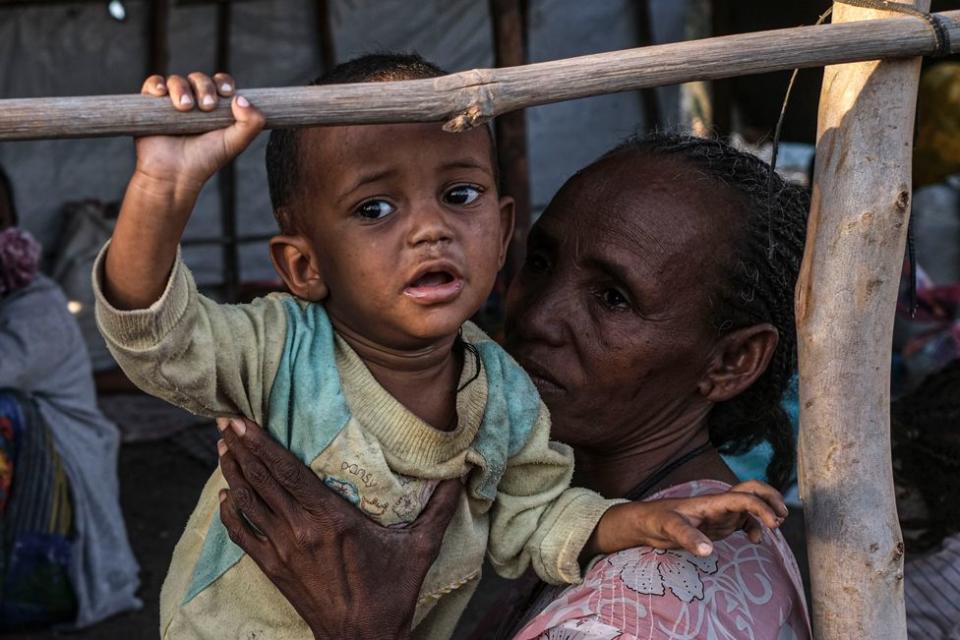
[513,480,811,640]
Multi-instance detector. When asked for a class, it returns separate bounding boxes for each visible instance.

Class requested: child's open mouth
[404,266,464,304]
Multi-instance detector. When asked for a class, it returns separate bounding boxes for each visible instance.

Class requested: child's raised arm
[103,73,264,310]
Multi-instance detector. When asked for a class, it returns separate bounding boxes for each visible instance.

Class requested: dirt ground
[5,434,215,640]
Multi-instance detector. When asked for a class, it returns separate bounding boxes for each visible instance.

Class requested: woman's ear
[269,235,328,301]
[497,196,516,268]
[697,324,779,402]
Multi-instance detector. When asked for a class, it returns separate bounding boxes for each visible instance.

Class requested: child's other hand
[591,480,788,558]
[135,72,264,194]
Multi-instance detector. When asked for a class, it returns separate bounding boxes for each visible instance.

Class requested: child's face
[277,122,513,350]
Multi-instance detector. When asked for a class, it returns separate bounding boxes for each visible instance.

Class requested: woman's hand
[216,417,462,640]
[587,480,788,558]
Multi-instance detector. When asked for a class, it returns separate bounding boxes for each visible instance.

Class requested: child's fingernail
[697,543,713,556]
[219,490,227,503]
[230,418,247,436]
[202,95,215,107]
[216,417,228,432]
[236,95,249,108]
[179,94,193,106]
[221,83,233,93]
[156,82,166,91]
[217,439,227,456]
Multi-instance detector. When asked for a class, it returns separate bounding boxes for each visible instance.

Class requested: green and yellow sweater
[93,245,615,640]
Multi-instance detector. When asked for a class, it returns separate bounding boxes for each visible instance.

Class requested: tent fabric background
[0,0,685,286]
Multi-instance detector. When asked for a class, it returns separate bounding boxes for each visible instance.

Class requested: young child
[95,54,786,640]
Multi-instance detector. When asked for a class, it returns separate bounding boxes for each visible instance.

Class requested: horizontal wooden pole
[2,9,958,140]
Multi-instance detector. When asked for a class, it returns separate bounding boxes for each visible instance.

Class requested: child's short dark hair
[265,53,448,234]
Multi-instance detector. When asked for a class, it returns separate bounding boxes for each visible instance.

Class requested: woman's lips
[517,357,566,394]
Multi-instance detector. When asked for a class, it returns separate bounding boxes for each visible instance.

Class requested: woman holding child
[99,55,809,639]
[217,129,812,639]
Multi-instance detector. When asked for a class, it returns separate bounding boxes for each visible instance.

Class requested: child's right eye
[354,199,396,220]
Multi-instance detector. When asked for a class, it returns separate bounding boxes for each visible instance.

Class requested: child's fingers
[188,72,219,112]
[661,512,714,557]
[743,515,764,544]
[221,96,266,155]
[730,480,788,518]
[715,493,781,530]
[165,74,195,111]
[141,74,168,96]
[213,72,236,97]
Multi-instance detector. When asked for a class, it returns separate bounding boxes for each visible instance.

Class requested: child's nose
[407,202,454,247]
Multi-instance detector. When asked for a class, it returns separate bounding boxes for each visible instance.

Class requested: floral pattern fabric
[514,480,811,640]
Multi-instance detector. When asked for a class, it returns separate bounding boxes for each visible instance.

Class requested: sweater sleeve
[92,242,287,425]
[486,405,623,585]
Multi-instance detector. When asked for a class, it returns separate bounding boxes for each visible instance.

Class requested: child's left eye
[355,199,396,220]
[443,185,482,206]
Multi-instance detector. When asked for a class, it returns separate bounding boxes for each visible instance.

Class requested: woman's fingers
[213,72,236,97]
[228,417,328,509]
[141,74,168,96]
[188,72,219,112]
[220,486,275,558]
[220,421,299,523]
[660,512,714,557]
[410,479,461,539]
[165,74,195,110]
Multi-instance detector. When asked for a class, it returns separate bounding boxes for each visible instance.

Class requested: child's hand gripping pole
[585,480,789,560]
[102,73,265,311]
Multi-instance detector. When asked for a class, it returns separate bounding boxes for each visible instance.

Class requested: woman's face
[505,153,736,452]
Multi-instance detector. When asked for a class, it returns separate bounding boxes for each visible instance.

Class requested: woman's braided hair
[603,132,809,490]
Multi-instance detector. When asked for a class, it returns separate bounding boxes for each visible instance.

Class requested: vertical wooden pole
[147,0,169,76]
[216,0,239,301]
[634,0,662,129]
[315,0,336,72]
[709,0,733,138]
[489,0,531,279]
[795,2,925,638]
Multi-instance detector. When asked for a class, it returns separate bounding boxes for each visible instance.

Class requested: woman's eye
[443,185,482,206]
[597,287,630,310]
[355,200,396,220]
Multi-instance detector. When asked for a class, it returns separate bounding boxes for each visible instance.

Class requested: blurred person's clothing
[906,533,960,639]
[0,390,76,629]
[0,274,140,627]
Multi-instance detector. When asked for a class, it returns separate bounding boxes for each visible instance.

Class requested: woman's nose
[407,201,454,248]
[508,280,569,348]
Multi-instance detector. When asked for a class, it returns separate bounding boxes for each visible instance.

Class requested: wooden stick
[490,0,531,281]
[1,9,958,141]
[796,1,922,638]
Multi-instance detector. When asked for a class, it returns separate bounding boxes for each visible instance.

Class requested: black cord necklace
[624,442,714,501]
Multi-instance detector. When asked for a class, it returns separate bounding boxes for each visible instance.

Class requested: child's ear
[497,195,516,268]
[696,324,779,402]
[269,235,328,301]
